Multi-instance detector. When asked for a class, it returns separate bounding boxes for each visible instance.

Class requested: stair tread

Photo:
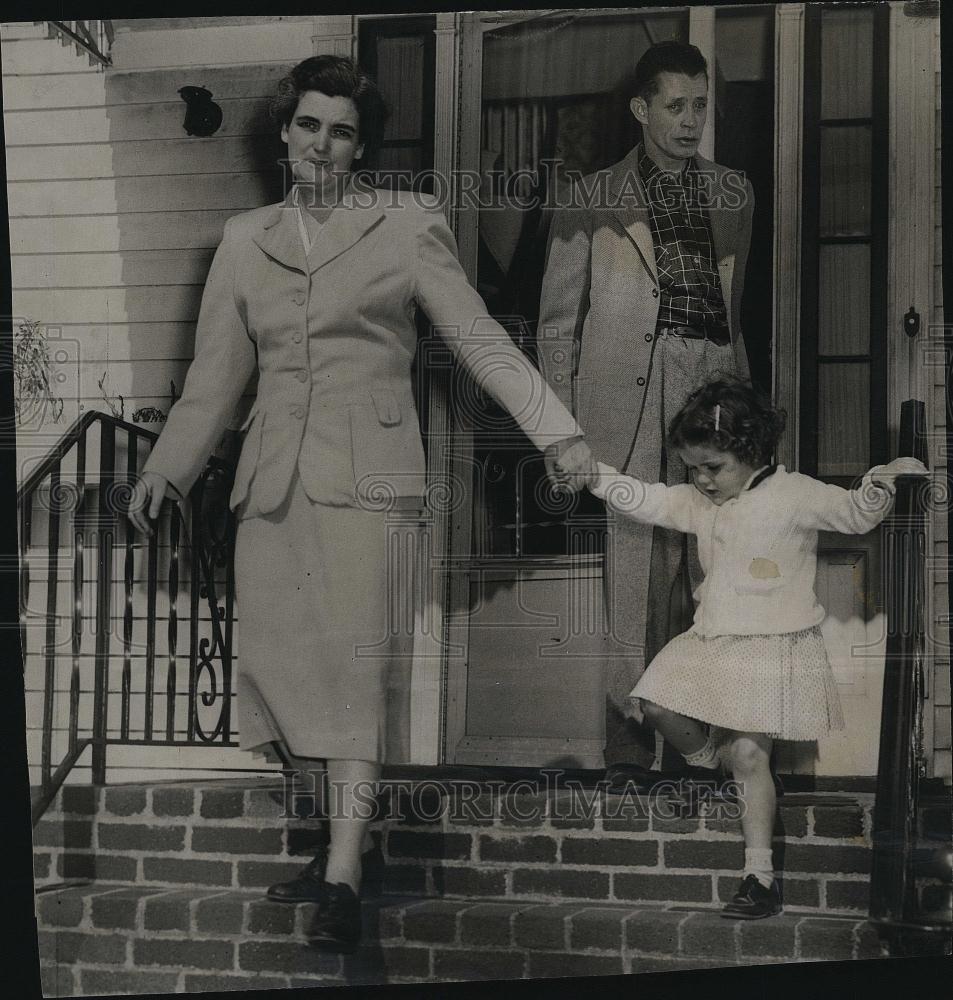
[37,883,869,953]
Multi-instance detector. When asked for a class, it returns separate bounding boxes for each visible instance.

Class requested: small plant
[13,318,64,424]
[97,370,124,420]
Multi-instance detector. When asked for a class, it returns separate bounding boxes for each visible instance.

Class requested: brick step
[33,779,880,916]
[36,883,887,996]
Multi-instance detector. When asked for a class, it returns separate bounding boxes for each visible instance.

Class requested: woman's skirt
[233,471,423,763]
[629,625,845,741]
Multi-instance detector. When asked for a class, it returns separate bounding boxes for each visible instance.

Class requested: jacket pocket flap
[370,389,402,426]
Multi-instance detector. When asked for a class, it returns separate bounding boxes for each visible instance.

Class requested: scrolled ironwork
[21,412,239,825]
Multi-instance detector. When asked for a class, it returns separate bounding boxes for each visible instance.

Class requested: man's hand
[544,435,597,494]
[127,471,170,537]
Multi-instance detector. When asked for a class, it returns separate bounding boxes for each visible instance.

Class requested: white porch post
[408,12,462,765]
[887,1,940,766]
[311,16,356,59]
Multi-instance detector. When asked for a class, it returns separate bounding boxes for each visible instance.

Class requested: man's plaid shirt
[638,145,729,331]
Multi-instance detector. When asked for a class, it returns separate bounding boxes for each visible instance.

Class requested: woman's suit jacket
[144,184,581,515]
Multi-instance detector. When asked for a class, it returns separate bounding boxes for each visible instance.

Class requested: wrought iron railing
[869,399,952,953]
[19,412,237,826]
[46,20,113,67]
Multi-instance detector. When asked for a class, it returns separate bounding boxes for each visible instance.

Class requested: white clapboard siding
[24,323,199,362]
[5,136,283,181]
[8,171,274,217]
[111,23,314,71]
[74,359,204,398]
[12,251,213,290]
[4,96,272,145]
[0,20,50,41]
[11,210,235,253]
[1,70,107,110]
[15,286,204,324]
[2,63,284,110]
[0,35,105,74]
[5,142,116,182]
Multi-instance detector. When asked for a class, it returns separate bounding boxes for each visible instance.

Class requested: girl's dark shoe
[307,881,362,952]
[720,874,782,919]
[266,851,329,904]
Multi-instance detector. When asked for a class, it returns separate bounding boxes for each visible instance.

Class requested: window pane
[817,363,869,477]
[377,35,424,140]
[818,244,870,356]
[819,125,872,237]
[820,8,874,120]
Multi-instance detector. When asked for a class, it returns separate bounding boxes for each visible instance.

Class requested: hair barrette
[714,404,721,432]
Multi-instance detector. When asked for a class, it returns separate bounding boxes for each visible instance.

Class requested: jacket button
[291,406,305,419]
[293,291,306,306]
[292,332,303,344]
[295,370,308,382]
[637,377,646,386]
[651,288,659,298]
[644,333,653,342]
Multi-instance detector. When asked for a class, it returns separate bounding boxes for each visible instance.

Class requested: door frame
[772,1,939,774]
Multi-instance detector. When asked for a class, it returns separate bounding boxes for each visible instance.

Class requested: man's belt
[657,323,730,346]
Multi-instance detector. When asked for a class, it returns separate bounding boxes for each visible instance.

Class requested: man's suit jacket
[144,185,581,516]
[537,147,753,480]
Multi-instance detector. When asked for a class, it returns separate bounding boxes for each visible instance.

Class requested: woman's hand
[544,435,598,493]
[127,471,170,537]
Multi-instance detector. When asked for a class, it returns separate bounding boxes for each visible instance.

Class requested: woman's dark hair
[271,55,389,158]
[631,41,709,102]
[667,378,787,468]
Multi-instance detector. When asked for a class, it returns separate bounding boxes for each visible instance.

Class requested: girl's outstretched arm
[588,462,700,532]
[794,458,929,534]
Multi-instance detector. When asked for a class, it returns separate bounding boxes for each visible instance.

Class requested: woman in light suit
[128,56,595,949]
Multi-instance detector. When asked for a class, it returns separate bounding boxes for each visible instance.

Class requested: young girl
[587,379,927,919]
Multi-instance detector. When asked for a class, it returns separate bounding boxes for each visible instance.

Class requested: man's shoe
[307,881,362,953]
[266,852,329,904]
[720,874,782,919]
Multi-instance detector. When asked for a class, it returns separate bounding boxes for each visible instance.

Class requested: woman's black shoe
[266,843,380,903]
[307,881,362,952]
[266,851,329,904]
[720,874,782,919]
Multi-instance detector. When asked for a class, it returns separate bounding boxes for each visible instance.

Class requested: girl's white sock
[743,848,775,888]
[683,734,720,770]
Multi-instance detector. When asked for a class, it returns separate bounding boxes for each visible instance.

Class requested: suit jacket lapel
[609,148,657,285]
[306,195,385,274]
[252,195,307,273]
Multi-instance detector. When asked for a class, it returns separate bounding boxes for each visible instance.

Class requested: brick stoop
[33,778,879,915]
[36,885,886,995]
[32,777,898,994]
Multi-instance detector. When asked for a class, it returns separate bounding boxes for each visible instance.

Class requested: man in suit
[537,41,754,790]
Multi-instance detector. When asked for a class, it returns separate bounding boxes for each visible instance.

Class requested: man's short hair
[632,41,709,102]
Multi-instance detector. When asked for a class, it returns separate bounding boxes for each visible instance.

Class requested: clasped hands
[543,435,599,495]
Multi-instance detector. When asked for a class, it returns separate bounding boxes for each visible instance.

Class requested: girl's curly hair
[667,378,787,468]
[270,55,389,160]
